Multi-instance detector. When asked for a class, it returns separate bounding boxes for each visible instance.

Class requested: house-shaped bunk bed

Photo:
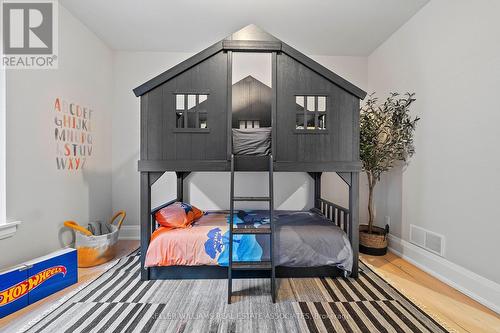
[133,25,367,303]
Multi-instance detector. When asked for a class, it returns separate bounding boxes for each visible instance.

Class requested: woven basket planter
[359,224,388,256]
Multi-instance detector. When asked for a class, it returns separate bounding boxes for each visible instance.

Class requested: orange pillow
[155,202,204,229]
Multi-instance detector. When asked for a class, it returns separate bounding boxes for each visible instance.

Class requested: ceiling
[60,0,429,56]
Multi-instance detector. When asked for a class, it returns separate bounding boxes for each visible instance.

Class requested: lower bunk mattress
[145,210,353,274]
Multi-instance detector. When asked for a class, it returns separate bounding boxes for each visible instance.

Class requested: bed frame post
[226,50,232,160]
[176,172,184,201]
[349,172,360,278]
[271,51,277,160]
[175,172,191,202]
[140,172,151,280]
[314,172,322,210]
[307,172,322,209]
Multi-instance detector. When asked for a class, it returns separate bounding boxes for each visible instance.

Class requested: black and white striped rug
[23,252,449,332]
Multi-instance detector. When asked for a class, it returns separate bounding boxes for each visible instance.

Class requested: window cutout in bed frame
[295,95,327,131]
[174,93,208,129]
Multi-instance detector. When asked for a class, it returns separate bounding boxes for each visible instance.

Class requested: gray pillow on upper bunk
[232,127,271,156]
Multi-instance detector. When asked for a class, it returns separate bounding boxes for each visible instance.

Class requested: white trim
[0,220,21,240]
[0,5,6,227]
[388,234,500,314]
[119,225,140,240]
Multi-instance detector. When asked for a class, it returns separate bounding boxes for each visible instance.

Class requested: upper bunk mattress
[145,210,353,274]
[232,128,271,156]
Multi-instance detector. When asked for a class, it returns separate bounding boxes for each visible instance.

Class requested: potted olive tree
[359,93,419,255]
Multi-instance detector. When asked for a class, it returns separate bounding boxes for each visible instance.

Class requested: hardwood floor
[1,241,498,332]
[361,252,500,333]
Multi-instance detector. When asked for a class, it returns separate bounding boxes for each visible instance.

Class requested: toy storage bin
[65,211,125,267]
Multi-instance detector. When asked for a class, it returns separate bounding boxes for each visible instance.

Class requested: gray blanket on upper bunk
[232,127,271,156]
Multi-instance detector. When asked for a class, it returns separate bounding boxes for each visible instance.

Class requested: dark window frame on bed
[295,95,328,133]
[174,93,209,131]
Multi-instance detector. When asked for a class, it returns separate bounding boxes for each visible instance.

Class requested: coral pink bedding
[145,212,231,267]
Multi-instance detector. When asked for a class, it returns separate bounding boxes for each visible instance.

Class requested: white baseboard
[388,234,500,314]
[119,225,140,240]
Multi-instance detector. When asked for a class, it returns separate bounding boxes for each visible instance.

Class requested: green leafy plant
[360,92,419,233]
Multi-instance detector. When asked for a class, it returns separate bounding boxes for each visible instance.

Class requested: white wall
[112,51,368,224]
[0,5,113,268]
[367,0,500,284]
[0,36,5,227]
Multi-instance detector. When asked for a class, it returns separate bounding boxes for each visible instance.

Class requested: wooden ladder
[228,154,276,304]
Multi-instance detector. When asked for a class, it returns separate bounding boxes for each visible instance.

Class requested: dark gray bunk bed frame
[133,25,367,282]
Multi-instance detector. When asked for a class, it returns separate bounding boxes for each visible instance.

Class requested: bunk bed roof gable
[133,25,367,100]
[227,24,279,42]
[234,75,270,88]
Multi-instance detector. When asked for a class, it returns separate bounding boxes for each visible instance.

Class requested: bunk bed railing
[149,197,351,237]
[318,198,350,236]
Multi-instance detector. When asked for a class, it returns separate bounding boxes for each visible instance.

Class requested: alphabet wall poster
[53,98,93,171]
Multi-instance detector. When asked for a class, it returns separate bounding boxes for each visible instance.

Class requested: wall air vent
[409,224,445,257]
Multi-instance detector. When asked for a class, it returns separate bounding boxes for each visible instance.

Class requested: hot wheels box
[0,248,77,318]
